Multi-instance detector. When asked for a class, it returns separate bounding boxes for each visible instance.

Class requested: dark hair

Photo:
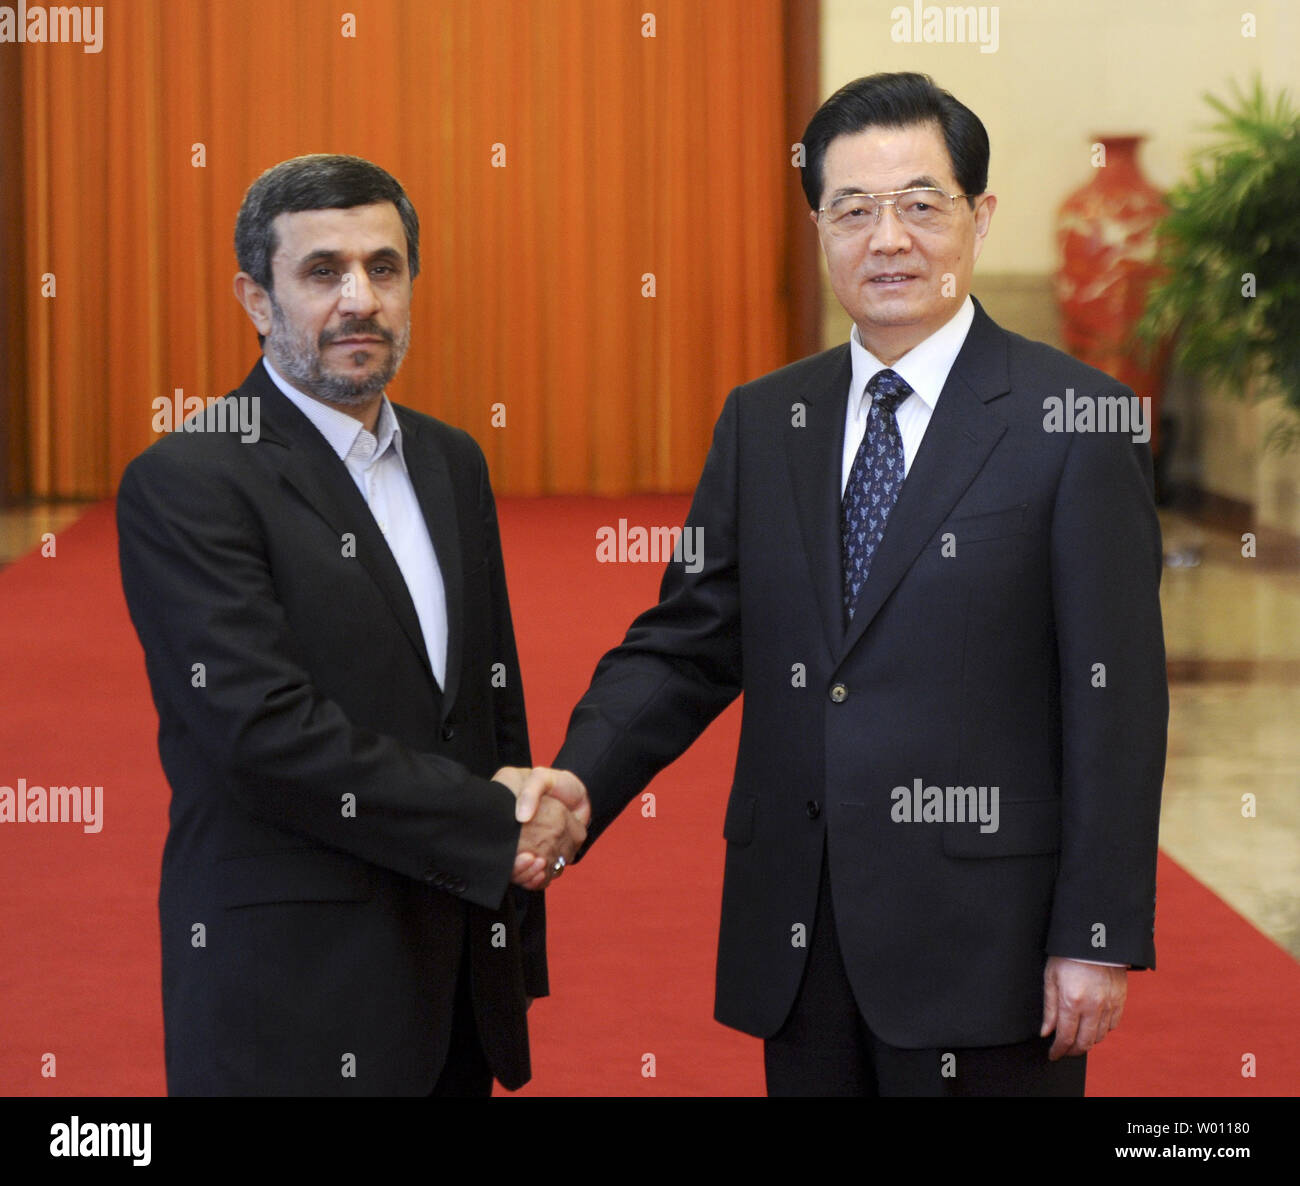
[234,154,420,291]
[800,73,989,210]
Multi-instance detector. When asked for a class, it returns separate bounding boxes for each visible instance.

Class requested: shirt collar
[262,356,404,466]
[848,294,975,415]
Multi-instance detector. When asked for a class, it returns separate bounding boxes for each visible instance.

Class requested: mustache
[319,321,394,348]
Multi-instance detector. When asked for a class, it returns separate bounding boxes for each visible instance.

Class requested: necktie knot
[867,368,912,417]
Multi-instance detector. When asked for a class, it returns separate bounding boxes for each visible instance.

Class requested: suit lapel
[839,300,1011,658]
[247,362,440,694]
[396,409,464,715]
[784,346,853,659]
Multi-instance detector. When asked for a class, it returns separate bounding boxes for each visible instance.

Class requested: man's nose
[867,203,912,252]
[337,267,382,315]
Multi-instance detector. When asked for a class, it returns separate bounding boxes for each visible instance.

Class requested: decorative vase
[1055,135,1170,454]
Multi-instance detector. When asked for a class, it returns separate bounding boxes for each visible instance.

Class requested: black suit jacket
[556,298,1168,1048]
[117,359,542,1095]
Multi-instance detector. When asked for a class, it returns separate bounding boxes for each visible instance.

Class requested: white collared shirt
[841,295,975,494]
[263,357,449,689]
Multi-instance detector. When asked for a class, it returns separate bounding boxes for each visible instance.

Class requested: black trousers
[429,930,494,1098]
[764,844,1087,1097]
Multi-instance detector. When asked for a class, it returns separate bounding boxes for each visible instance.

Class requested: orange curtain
[15,0,813,498]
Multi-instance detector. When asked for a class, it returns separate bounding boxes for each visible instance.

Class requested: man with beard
[116,155,588,1096]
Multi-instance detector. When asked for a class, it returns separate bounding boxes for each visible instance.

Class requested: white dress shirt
[263,357,449,689]
[841,295,975,494]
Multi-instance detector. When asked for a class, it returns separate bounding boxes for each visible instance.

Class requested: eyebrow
[828,176,947,199]
[295,246,405,271]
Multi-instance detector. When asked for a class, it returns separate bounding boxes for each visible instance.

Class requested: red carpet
[0,497,1296,1096]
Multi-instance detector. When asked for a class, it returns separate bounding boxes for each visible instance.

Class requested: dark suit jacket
[117,358,542,1095]
[556,298,1168,1048]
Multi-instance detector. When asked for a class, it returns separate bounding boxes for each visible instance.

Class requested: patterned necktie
[841,368,912,620]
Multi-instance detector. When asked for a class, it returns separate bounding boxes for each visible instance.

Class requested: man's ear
[971,193,996,264]
[233,272,273,338]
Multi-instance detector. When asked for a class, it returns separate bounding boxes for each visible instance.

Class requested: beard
[265,298,411,408]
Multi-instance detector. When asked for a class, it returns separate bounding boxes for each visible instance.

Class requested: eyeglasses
[817,188,973,236]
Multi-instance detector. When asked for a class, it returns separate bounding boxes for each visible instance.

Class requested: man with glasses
[550,73,1167,1095]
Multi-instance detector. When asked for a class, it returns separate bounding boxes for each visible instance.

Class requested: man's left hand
[497,766,591,890]
[1040,956,1127,1060]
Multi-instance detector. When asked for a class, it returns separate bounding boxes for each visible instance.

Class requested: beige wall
[817,0,1300,534]
[820,0,1297,274]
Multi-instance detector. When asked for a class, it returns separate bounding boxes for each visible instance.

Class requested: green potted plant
[1139,77,1300,450]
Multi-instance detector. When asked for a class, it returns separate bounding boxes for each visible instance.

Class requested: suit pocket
[723,793,756,847]
[931,504,1028,547]
[218,849,375,908]
[942,797,1060,858]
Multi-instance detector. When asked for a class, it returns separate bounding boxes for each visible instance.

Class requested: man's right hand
[492,766,589,890]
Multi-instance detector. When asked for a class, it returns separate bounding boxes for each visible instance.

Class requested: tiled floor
[3,501,1297,958]
[1157,510,1300,958]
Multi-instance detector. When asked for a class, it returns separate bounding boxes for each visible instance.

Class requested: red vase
[1055,135,1170,454]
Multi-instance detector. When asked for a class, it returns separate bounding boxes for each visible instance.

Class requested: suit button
[830,683,848,703]
[806,800,821,819]
[422,867,437,883]
[441,724,456,742]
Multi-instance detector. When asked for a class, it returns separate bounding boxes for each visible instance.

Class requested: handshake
[492,766,591,891]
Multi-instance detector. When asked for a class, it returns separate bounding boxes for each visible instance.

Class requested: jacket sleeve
[116,444,523,913]
[554,388,745,850]
[1046,419,1168,969]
